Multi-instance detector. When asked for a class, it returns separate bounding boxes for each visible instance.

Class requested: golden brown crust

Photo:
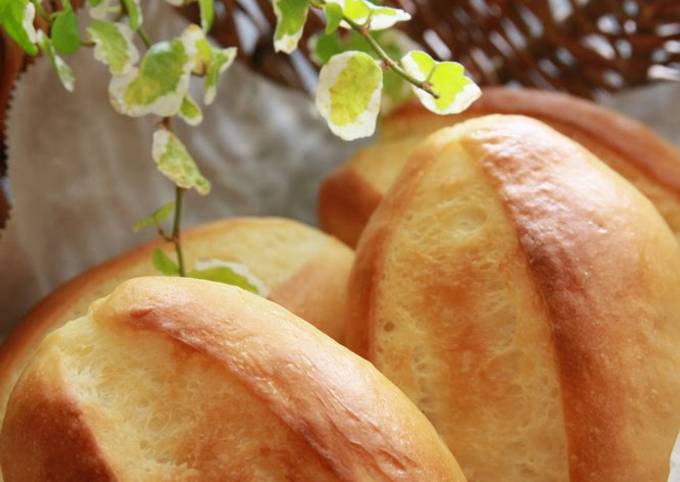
[0,356,115,482]
[0,217,353,456]
[268,240,352,343]
[318,166,383,247]
[388,88,680,192]
[320,87,680,246]
[3,277,466,481]
[346,115,680,481]
[463,116,680,481]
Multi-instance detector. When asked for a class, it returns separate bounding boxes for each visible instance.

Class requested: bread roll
[319,87,680,246]
[0,217,352,459]
[0,277,465,482]
[345,115,680,482]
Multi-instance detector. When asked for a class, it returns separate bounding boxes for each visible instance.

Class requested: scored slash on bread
[319,87,680,247]
[0,277,466,482]
[0,216,353,470]
[344,115,680,482]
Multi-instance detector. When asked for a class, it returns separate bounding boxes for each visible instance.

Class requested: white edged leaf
[0,0,38,55]
[37,31,75,92]
[327,0,410,31]
[190,33,236,105]
[401,50,481,115]
[272,0,310,53]
[121,0,143,31]
[179,94,203,125]
[88,20,139,76]
[316,50,382,140]
[108,25,202,117]
[203,45,236,104]
[164,0,194,5]
[89,0,121,20]
[152,127,211,195]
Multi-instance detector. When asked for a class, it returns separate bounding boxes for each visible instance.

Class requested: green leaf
[133,201,175,232]
[401,50,481,115]
[152,127,211,195]
[109,26,202,117]
[188,266,260,293]
[88,20,139,76]
[37,31,75,92]
[323,3,343,34]
[309,29,406,65]
[178,94,203,126]
[203,45,236,105]
[120,0,142,31]
[152,248,180,275]
[309,29,416,113]
[326,0,410,31]
[309,30,370,65]
[0,0,38,55]
[51,6,80,55]
[272,0,309,53]
[87,0,104,6]
[198,0,214,32]
[316,50,382,140]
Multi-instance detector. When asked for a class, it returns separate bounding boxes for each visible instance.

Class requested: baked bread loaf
[0,277,466,482]
[319,87,680,246]
[345,115,680,482]
[0,217,352,460]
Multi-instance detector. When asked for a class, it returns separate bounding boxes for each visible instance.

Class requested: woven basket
[1,0,679,225]
[193,0,680,96]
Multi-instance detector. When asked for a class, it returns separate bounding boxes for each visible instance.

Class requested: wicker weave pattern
[195,0,680,97]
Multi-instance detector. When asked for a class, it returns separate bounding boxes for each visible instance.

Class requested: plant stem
[311,0,438,99]
[172,185,186,277]
[161,117,187,277]
[343,16,436,97]
[138,28,152,49]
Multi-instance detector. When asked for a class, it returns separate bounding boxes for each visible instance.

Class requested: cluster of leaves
[0,0,481,283]
[1,0,232,194]
[272,0,481,140]
[0,0,248,286]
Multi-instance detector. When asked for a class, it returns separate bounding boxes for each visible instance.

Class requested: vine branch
[172,185,186,277]
[135,25,186,278]
[310,0,439,99]
[138,28,152,49]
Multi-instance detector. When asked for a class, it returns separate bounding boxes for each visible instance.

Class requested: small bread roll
[0,217,352,460]
[345,115,680,482]
[319,87,680,246]
[0,277,465,482]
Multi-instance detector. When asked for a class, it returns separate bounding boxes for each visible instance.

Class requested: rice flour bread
[0,277,466,482]
[319,87,680,246]
[345,115,680,481]
[0,216,353,466]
